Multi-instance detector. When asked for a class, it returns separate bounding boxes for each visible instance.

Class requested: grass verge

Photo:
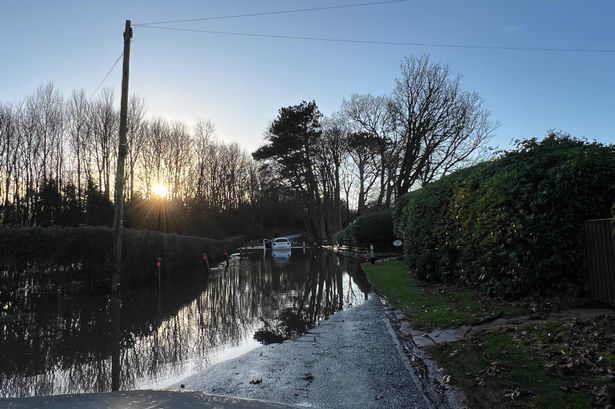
[363,260,614,408]
[427,318,615,408]
[362,260,520,330]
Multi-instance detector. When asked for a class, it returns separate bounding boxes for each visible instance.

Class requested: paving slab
[410,308,615,348]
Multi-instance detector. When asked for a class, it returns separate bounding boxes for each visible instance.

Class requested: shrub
[0,226,243,295]
[334,209,395,246]
[396,133,615,297]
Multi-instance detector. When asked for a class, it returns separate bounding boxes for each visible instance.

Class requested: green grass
[428,331,592,408]
[362,260,520,330]
[363,260,605,408]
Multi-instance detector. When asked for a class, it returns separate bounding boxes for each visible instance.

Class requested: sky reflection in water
[0,249,369,397]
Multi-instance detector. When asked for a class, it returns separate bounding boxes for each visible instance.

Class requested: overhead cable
[134,0,406,26]
[136,26,615,54]
[91,53,123,98]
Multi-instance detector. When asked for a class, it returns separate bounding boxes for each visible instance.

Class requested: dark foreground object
[0,390,296,409]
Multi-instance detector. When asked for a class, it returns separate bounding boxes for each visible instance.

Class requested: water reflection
[271,248,292,264]
[0,249,369,398]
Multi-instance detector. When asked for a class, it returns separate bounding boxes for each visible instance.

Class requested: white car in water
[271,237,292,250]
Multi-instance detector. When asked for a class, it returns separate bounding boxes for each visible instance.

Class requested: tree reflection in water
[0,249,369,398]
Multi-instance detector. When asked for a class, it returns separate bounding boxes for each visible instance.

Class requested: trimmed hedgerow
[397,133,615,298]
[0,226,242,293]
[335,209,395,246]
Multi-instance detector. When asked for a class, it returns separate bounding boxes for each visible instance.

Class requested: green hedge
[397,134,615,297]
[0,226,242,294]
[334,209,394,246]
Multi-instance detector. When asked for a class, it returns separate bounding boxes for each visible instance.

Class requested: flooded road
[0,249,370,398]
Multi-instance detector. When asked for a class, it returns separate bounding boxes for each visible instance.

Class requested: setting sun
[151,183,169,199]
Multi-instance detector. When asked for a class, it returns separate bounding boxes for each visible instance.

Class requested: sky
[1,0,614,152]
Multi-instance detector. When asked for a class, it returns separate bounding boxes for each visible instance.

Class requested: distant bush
[334,209,395,246]
[0,226,242,294]
[396,133,615,297]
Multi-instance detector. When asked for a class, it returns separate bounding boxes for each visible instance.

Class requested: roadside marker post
[156,257,162,290]
[201,253,210,275]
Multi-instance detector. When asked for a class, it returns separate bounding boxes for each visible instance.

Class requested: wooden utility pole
[112,20,132,293]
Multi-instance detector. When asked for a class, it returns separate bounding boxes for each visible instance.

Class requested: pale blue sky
[1,0,614,151]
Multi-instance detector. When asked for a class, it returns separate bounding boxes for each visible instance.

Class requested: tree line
[253,55,497,240]
[0,84,259,231]
[0,54,496,240]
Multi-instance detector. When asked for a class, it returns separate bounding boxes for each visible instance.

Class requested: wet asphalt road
[0,391,296,409]
[172,294,432,409]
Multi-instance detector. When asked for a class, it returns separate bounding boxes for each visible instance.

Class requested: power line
[91,53,123,98]
[134,0,406,26]
[135,26,615,54]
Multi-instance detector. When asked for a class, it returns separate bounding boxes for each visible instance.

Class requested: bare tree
[342,94,399,206]
[165,121,192,200]
[339,153,355,222]
[390,55,495,197]
[417,93,496,185]
[346,132,379,215]
[192,119,216,200]
[90,89,118,198]
[219,143,241,209]
[67,89,91,205]
[28,84,64,184]
[126,95,146,200]
[206,140,225,208]
[0,102,21,223]
[140,117,168,198]
[0,82,265,229]
[18,84,64,224]
[319,115,348,235]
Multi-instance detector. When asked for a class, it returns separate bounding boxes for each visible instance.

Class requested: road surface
[171,294,432,409]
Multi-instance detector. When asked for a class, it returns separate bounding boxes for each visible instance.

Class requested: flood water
[0,249,370,398]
